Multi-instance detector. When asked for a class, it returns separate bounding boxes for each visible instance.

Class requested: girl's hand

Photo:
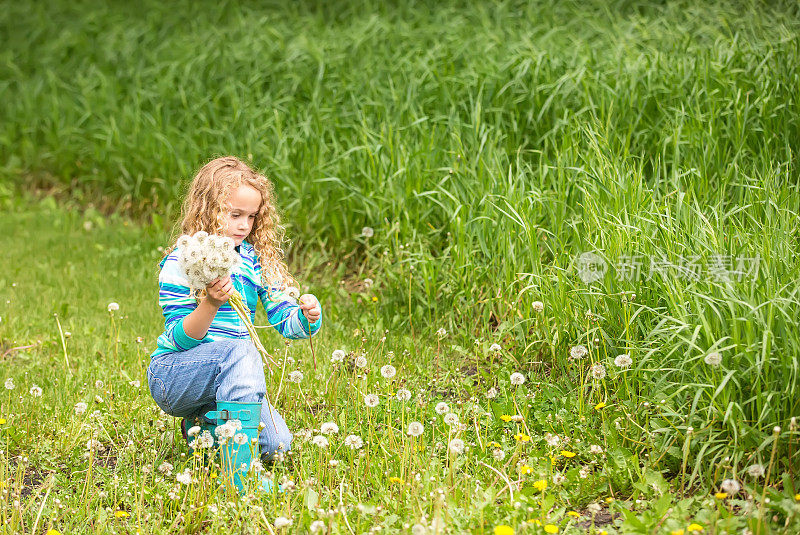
[299,294,321,323]
[205,276,233,308]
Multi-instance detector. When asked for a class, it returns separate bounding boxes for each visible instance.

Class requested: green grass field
[1,0,800,532]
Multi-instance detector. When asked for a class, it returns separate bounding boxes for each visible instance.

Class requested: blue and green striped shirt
[150,240,321,359]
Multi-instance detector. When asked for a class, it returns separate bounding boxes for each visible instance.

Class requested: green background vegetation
[1,0,800,532]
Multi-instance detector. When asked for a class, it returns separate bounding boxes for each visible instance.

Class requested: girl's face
[224,184,262,245]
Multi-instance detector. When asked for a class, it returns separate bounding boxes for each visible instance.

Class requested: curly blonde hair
[163,156,295,291]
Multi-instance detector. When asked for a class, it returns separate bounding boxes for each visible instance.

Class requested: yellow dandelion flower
[560,450,576,458]
[604,497,615,503]
[687,523,704,533]
[714,492,727,499]
[533,479,548,492]
[594,401,606,410]
[210,472,218,479]
[599,531,608,535]
[0,418,6,425]
[371,296,378,302]
[544,525,559,534]
[567,511,580,517]
[114,511,129,518]
[488,441,502,448]
[671,530,685,535]
[388,476,404,484]
[549,455,557,465]
[514,433,531,442]
[795,493,800,501]
[518,465,532,475]
[46,531,61,535]
[526,519,541,525]
[493,526,514,535]
[500,415,513,422]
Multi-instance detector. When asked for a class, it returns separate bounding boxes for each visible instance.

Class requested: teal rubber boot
[203,401,276,495]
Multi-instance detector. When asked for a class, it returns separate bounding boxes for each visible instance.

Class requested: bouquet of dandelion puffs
[176,231,278,370]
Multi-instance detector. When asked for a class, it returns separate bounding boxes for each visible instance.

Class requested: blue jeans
[147,338,292,459]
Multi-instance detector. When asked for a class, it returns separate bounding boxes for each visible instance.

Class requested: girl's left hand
[299,294,321,322]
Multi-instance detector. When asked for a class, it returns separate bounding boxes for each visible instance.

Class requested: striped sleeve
[254,264,321,340]
[157,252,206,350]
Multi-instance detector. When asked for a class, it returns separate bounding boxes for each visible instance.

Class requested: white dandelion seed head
[198,431,214,449]
[448,438,465,455]
[411,524,427,535]
[233,433,248,445]
[747,464,765,478]
[720,478,741,495]
[274,515,293,528]
[187,425,201,438]
[331,349,346,363]
[107,302,119,312]
[289,370,304,383]
[320,422,339,435]
[396,388,412,402]
[704,352,722,366]
[532,301,544,312]
[355,356,368,368]
[492,448,506,461]
[552,473,566,485]
[590,363,606,380]
[570,345,588,359]
[312,435,329,448]
[436,327,447,339]
[614,354,633,368]
[544,432,561,447]
[486,387,498,399]
[74,402,88,415]
[361,226,374,238]
[250,458,264,473]
[344,435,364,449]
[510,372,525,385]
[380,365,397,379]
[310,520,326,533]
[589,444,603,454]
[158,461,173,475]
[215,422,236,439]
[434,402,449,414]
[29,385,42,397]
[4,378,14,390]
[285,287,300,300]
[443,413,460,427]
[364,394,380,408]
[407,421,424,437]
[488,343,502,352]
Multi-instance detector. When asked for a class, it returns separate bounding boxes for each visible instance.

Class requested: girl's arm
[182,275,232,339]
[257,285,322,339]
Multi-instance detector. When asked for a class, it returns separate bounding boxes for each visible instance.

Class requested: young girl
[147,156,321,489]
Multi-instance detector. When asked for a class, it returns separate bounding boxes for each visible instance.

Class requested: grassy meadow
[2,0,800,532]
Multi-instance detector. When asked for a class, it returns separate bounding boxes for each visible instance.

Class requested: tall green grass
[1,0,799,479]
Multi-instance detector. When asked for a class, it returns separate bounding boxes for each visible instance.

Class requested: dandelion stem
[53,314,71,375]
